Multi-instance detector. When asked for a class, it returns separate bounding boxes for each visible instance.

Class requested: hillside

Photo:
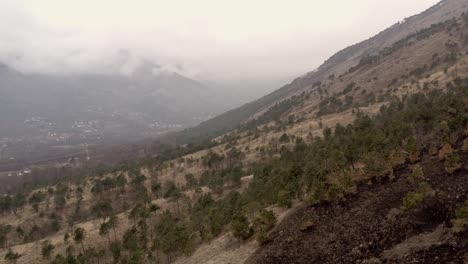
[169,0,468,143]
[0,1,468,264]
[0,61,227,169]
[0,63,222,137]
[247,145,468,263]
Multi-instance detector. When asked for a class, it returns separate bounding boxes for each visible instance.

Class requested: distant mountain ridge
[0,61,225,138]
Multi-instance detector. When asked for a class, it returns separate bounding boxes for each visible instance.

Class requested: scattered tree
[73,227,86,254]
[41,240,55,260]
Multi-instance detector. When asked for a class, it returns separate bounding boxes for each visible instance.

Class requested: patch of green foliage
[4,248,21,261]
[245,84,467,209]
[452,200,468,233]
[400,182,433,211]
[253,209,277,244]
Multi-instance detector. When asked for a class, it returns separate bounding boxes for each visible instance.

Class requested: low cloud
[0,0,439,84]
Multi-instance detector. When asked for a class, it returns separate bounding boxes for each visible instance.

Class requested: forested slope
[0,2,468,264]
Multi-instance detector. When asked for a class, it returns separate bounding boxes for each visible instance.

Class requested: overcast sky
[0,0,439,83]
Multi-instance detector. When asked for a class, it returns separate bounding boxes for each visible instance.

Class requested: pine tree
[41,240,55,260]
[108,215,119,240]
[73,227,86,254]
[4,248,21,263]
[99,222,111,246]
[231,214,253,241]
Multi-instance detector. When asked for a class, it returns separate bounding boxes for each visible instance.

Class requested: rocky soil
[247,146,468,264]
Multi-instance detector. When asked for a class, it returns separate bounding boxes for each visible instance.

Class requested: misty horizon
[0,1,467,262]
[1,0,439,88]
[0,0,456,167]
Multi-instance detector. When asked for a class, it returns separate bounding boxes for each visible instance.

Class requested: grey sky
[0,0,439,83]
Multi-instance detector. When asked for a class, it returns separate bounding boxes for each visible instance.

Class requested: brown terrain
[247,144,468,264]
[1,1,468,264]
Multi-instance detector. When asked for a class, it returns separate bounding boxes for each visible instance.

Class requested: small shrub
[452,201,468,233]
[409,164,424,182]
[279,133,290,143]
[438,143,454,161]
[462,138,468,153]
[298,217,315,232]
[253,209,277,244]
[429,144,439,156]
[4,248,21,261]
[401,182,433,211]
[231,214,253,241]
[343,83,355,94]
[326,184,344,201]
[408,150,421,163]
[41,240,55,260]
[444,153,462,174]
[255,229,268,244]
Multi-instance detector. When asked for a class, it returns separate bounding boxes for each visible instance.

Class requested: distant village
[0,113,185,174]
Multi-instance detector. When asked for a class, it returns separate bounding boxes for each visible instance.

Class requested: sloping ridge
[170,0,468,143]
[246,153,468,264]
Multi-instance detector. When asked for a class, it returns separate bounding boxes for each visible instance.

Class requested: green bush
[253,209,277,244]
[401,182,433,211]
[409,164,425,182]
[4,248,21,261]
[231,214,253,240]
[452,200,468,233]
[444,153,462,174]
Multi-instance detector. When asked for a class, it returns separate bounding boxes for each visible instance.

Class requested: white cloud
[0,0,440,82]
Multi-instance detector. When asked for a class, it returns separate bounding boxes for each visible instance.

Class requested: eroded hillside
[1,2,468,264]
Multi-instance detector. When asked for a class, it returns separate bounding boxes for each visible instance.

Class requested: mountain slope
[0,1,467,264]
[170,0,468,144]
[0,62,223,138]
[247,152,468,264]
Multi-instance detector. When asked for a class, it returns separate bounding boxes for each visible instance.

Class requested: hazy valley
[0,0,468,264]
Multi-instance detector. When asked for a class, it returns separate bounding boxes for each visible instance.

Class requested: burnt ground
[246,148,468,264]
